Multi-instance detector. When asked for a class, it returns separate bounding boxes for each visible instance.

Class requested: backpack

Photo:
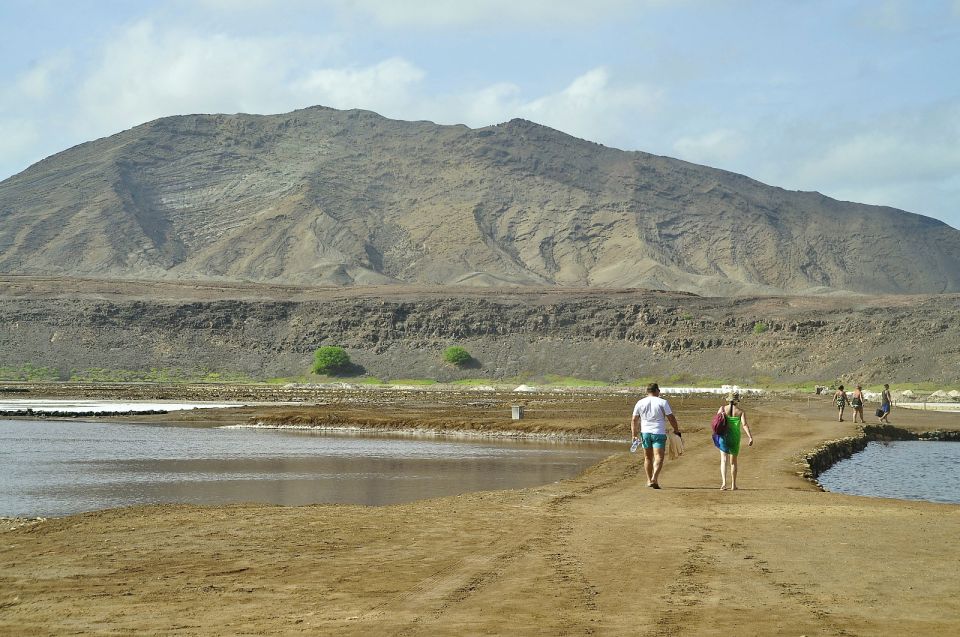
[711,410,727,436]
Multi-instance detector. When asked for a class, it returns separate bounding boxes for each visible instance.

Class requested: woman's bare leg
[730,454,739,490]
[720,452,728,489]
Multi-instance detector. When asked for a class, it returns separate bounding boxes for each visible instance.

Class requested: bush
[753,322,768,334]
[312,346,352,375]
[442,346,472,367]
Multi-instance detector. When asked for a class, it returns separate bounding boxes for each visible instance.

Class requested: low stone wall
[918,429,960,441]
[860,424,920,441]
[802,436,870,481]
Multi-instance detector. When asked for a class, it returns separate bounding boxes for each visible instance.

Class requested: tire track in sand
[649,527,722,637]
[369,462,633,636]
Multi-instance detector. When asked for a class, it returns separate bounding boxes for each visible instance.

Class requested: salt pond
[817,441,960,505]
[0,419,618,517]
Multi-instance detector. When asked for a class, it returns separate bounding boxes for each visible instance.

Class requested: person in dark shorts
[850,385,866,423]
[834,385,849,422]
[879,384,892,424]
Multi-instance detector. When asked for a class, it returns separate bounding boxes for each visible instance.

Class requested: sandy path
[1,396,959,635]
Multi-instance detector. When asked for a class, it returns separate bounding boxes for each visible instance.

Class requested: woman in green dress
[713,391,754,490]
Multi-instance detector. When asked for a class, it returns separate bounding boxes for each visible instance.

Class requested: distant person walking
[850,385,866,423]
[631,383,682,489]
[713,391,754,490]
[834,385,849,422]
[879,383,892,424]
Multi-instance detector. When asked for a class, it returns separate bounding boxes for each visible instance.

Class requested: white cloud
[857,0,910,32]
[76,20,341,136]
[288,66,667,149]
[0,119,40,164]
[194,0,280,9]
[293,58,425,114]
[453,83,522,125]
[512,68,663,145]
[673,129,746,166]
[71,20,438,139]
[797,133,960,186]
[3,8,957,230]
[320,0,646,28]
[724,102,960,224]
[788,102,960,193]
[0,36,668,180]
[15,55,70,101]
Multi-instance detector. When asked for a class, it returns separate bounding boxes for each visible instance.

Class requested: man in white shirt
[631,382,681,489]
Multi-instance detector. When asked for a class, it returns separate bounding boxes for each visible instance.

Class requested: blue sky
[2,0,959,229]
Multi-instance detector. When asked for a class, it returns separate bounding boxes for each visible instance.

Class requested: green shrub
[753,322,768,334]
[312,346,352,375]
[442,346,472,367]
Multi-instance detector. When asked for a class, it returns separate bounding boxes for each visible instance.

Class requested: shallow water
[817,441,960,504]
[0,419,618,517]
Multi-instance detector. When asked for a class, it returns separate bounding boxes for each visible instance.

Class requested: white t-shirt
[632,395,673,435]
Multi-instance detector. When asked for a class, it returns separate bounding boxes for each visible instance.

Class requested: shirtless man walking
[631,382,682,489]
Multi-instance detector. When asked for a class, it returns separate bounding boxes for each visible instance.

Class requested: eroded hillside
[1,278,957,384]
[1,107,958,295]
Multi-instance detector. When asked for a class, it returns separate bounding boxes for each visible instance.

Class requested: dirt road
[2,394,958,635]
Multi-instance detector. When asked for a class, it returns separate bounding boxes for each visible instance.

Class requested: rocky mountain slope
[2,278,957,385]
[1,106,958,295]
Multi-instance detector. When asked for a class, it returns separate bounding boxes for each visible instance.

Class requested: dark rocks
[0,409,169,418]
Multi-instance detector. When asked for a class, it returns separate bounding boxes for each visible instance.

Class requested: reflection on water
[817,441,960,504]
[0,419,617,517]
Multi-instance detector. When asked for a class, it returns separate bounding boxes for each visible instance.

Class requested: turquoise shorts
[641,433,668,449]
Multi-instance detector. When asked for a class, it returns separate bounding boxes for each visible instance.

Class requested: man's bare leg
[643,447,655,485]
[651,447,665,486]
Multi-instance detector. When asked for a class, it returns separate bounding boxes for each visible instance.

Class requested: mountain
[1,105,958,295]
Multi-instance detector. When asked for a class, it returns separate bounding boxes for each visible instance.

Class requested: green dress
[713,414,743,455]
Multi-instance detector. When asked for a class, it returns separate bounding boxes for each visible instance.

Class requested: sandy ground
[1,392,959,636]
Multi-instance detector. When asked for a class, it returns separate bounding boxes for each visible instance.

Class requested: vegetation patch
[312,346,352,376]
[66,367,258,383]
[442,346,475,368]
[0,364,60,381]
